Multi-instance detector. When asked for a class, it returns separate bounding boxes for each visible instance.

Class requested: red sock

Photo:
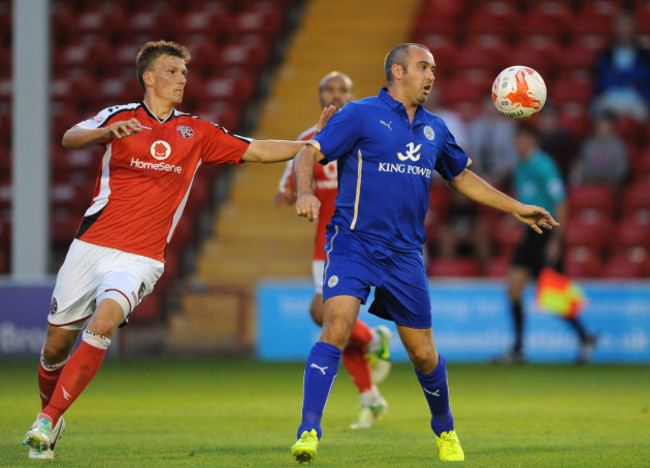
[43,340,107,424]
[342,343,373,393]
[38,362,64,410]
[348,319,372,348]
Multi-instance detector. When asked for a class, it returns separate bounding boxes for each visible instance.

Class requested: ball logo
[150,140,171,160]
[176,125,194,139]
[423,126,435,141]
[327,275,339,288]
[50,297,58,315]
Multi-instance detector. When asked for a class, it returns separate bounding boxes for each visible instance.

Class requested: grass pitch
[1,359,648,467]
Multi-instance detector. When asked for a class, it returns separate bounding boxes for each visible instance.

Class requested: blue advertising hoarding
[0,281,54,356]
[256,279,650,363]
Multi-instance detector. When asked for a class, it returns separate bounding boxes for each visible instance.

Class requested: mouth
[423,84,432,93]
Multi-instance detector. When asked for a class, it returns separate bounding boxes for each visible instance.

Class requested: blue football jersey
[313,88,470,251]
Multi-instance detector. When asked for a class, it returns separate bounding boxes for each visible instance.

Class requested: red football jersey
[279,125,338,261]
[74,102,249,262]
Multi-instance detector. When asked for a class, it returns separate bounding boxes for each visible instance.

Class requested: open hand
[514,204,560,234]
[315,105,337,133]
[105,118,143,140]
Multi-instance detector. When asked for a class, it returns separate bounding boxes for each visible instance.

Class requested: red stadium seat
[621,181,650,220]
[565,217,613,252]
[568,184,616,218]
[485,254,510,278]
[601,251,650,278]
[555,44,599,72]
[569,12,613,37]
[492,216,525,257]
[551,77,594,107]
[565,246,603,278]
[515,14,567,39]
[427,257,481,277]
[611,217,650,250]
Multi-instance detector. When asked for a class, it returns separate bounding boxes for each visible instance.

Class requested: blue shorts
[322,225,432,329]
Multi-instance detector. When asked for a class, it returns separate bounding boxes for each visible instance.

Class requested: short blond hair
[135,41,191,92]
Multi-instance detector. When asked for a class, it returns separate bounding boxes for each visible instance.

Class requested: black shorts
[511,229,564,277]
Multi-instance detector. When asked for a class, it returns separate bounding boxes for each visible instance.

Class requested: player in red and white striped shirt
[274,72,392,430]
[22,40,334,459]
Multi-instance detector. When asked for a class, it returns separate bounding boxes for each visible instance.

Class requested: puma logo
[380,120,393,131]
[310,363,328,375]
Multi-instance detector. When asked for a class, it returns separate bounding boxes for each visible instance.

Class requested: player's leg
[494,266,530,363]
[291,294,360,462]
[563,317,598,363]
[42,297,123,424]
[39,325,80,409]
[25,297,124,452]
[398,325,464,462]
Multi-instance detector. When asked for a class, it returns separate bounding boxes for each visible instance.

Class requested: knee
[42,340,72,365]
[407,344,438,374]
[320,317,352,350]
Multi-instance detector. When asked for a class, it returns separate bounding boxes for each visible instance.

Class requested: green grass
[1,359,649,467]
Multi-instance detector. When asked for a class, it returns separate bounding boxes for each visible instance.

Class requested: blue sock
[415,354,454,436]
[297,341,341,439]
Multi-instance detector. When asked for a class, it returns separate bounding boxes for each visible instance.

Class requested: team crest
[327,275,339,288]
[150,140,171,160]
[50,297,58,315]
[424,126,435,141]
[176,125,194,139]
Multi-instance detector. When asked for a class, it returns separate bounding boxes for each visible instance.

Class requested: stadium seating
[0,2,300,286]
[427,257,481,277]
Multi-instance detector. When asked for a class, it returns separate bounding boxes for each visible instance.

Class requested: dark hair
[384,43,430,85]
[516,123,540,140]
[135,40,191,92]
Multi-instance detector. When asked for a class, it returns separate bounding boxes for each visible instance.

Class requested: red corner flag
[535,267,586,318]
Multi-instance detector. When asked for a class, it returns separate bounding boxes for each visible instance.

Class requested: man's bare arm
[293,143,325,221]
[449,168,559,234]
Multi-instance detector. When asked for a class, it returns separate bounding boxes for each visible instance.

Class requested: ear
[391,63,403,82]
[142,71,154,88]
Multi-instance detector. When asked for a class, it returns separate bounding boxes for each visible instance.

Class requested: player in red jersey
[22,41,334,459]
[274,72,392,429]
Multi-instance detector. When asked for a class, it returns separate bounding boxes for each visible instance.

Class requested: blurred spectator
[435,190,491,271]
[537,102,579,181]
[571,111,628,191]
[467,95,517,187]
[424,87,470,149]
[592,11,650,123]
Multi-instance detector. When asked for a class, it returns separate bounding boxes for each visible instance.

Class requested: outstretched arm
[449,168,559,234]
[62,118,143,149]
[242,105,337,164]
[294,143,325,221]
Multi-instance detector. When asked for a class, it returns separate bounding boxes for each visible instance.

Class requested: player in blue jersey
[288,43,560,464]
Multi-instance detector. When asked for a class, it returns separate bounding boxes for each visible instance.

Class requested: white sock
[360,385,381,406]
[366,329,381,354]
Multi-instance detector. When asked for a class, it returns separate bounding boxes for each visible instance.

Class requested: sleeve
[434,125,470,181]
[201,123,251,166]
[75,106,121,129]
[312,103,359,163]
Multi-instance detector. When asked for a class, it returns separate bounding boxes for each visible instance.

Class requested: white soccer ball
[491,66,547,120]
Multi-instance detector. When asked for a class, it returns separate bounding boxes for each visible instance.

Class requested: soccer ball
[491,66,547,120]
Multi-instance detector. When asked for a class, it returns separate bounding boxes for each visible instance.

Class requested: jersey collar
[378,88,427,128]
[141,101,176,124]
